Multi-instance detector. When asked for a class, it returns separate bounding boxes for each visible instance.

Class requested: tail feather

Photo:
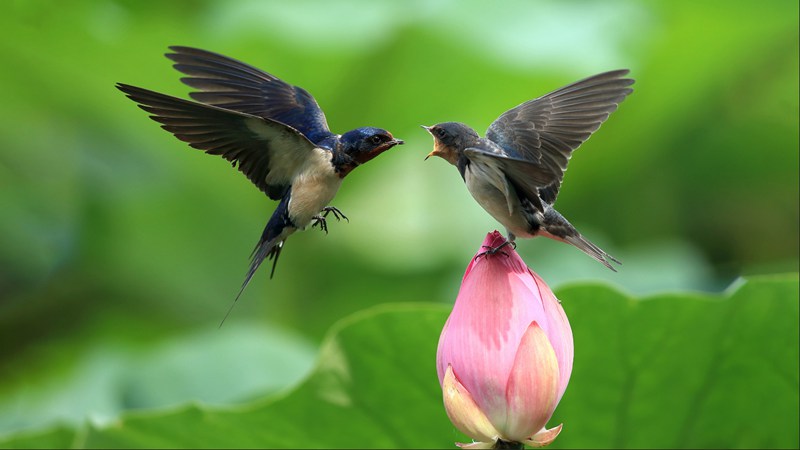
[219,190,295,327]
[541,207,620,271]
[563,234,621,272]
[219,235,283,328]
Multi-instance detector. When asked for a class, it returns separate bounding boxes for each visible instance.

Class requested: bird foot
[475,240,516,260]
[311,206,349,234]
[311,215,329,234]
[321,206,349,222]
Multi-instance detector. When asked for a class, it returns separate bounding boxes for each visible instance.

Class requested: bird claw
[312,215,329,234]
[475,240,516,260]
[321,206,349,223]
[311,206,348,234]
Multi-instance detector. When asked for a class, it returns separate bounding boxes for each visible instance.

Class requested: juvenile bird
[117,46,404,303]
[424,70,633,270]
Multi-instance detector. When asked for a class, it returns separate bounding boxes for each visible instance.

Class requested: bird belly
[464,164,535,239]
[287,148,343,228]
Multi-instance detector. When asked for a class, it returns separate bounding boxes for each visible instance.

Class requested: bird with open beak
[424,70,634,270]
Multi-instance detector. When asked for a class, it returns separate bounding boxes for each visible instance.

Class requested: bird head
[339,127,404,167]
[422,122,479,166]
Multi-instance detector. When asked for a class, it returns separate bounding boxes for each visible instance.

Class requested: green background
[0,0,797,448]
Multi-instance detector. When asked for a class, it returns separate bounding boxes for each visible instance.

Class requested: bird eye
[435,128,446,138]
[370,135,384,145]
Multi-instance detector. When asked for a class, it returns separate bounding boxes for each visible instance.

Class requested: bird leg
[475,240,516,259]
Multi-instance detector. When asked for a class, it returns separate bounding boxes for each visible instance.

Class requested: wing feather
[116,83,320,200]
[464,148,558,213]
[486,70,634,203]
[166,46,333,144]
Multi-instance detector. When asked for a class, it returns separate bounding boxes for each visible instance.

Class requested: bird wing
[166,46,333,144]
[463,148,558,214]
[117,83,320,200]
[485,70,634,203]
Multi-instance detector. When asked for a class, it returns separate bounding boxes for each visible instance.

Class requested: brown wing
[486,70,634,203]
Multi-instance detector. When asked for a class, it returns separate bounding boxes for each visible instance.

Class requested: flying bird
[117,46,404,304]
[423,70,633,270]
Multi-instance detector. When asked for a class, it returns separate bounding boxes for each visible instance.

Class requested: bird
[423,69,634,270]
[116,46,404,306]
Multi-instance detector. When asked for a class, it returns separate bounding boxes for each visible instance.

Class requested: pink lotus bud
[436,231,573,448]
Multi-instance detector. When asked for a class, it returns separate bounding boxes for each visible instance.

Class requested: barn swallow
[116,46,403,306]
[424,70,633,270]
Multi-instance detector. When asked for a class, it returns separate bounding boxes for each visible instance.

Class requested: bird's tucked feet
[475,240,516,259]
[320,206,349,223]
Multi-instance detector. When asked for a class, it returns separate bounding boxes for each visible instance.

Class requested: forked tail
[218,235,284,328]
[562,234,621,272]
[541,207,620,271]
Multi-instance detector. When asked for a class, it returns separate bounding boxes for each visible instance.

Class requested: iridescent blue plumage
[117,47,404,322]
[168,46,334,145]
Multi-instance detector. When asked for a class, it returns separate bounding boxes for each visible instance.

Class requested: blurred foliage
[0,0,797,447]
[0,276,796,448]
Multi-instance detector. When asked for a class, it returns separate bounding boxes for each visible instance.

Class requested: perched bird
[117,46,404,304]
[424,70,633,270]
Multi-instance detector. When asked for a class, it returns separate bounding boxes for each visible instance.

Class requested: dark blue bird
[117,46,404,305]
[424,70,633,270]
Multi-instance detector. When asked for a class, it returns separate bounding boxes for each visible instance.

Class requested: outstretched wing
[486,70,634,203]
[117,83,319,200]
[166,46,333,144]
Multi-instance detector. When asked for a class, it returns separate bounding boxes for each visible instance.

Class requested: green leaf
[0,276,796,449]
[551,274,799,449]
[0,322,315,436]
[0,426,76,449]
[83,303,455,449]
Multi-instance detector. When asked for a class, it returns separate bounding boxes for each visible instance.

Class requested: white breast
[288,148,343,228]
[465,161,534,238]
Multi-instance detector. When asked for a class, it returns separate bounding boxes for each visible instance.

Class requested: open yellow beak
[421,125,437,160]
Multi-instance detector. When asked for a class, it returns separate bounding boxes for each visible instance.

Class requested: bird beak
[421,125,436,160]
[376,138,403,153]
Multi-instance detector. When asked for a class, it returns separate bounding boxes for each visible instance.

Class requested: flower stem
[493,439,524,450]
